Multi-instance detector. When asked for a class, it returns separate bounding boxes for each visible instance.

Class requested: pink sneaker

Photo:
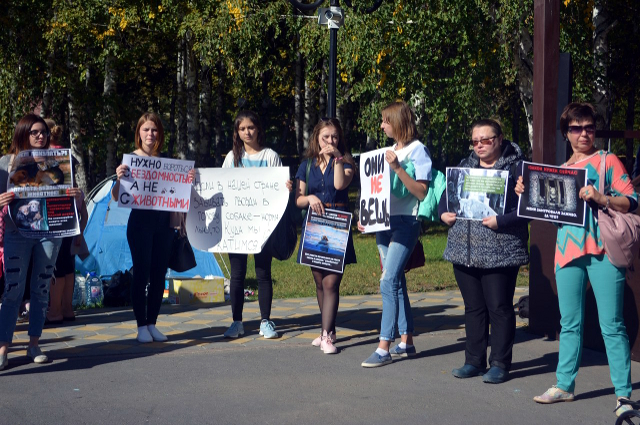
[321,332,338,354]
[312,332,336,347]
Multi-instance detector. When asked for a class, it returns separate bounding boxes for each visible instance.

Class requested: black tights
[229,251,273,322]
[312,269,342,334]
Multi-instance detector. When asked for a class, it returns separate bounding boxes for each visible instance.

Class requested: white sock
[147,324,168,342]
[376,348,389,356]
[398,342,407,349]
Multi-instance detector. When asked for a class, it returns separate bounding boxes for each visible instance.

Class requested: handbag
[378,239,426,272]
[266,192,299,261]
[169,215,197,272]
[597,153,640,268]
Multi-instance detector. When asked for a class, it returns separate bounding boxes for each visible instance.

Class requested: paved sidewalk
[6,287,531,360]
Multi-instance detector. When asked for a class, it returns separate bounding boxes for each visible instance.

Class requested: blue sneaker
[361,351,392,368]
[390,344,417,358]
[259,320,278,339]
[452,364,484,379]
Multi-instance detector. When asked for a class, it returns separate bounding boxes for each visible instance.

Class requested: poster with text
[359,148,390,233]
[299,209,352,274]
[9,196,79,239]
[8,148,73,199]
[446,167,509,220]
[186,167,290,253]
[517,161,587,226]
[117,155,194,212]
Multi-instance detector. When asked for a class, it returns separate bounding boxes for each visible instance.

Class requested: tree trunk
[186,31,199,160]
[176,36,187,159]
[295,52,304,156]
[168,76,177,157]
[303,77,315,154]
[104,54,118,176]
[592,0,617,130]
[319,59,327,117]
[67,43,88,192]
[213,62,225,166]
[199,65,212,166]
[41,50,55,118]
[513,23,534,148]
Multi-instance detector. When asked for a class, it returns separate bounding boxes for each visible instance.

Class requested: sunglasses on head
[567,125,596,135]
[471,135,497,147]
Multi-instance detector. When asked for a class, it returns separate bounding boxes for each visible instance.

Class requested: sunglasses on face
[567,125,596,135]
[471,136,497,147]
[29,130,49,138]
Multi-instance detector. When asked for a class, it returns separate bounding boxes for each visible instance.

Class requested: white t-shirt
[390,140,432,216]
[222,148,282,168]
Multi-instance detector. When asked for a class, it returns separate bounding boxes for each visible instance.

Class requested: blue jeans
[376,215,421,341]
[0,230,61,342]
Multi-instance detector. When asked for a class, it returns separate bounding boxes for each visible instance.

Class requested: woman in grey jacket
[438,119,529,384]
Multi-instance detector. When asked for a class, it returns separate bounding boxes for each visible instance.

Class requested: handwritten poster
[117,154,194,212]
[186,167,290,253]
[517,161,587,226]
[359,148,390,233]
[7,149,79,238]
[445,167,509,220]
[299,209,352,273]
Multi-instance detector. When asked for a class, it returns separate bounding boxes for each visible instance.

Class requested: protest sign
[517,161,587,226]
[7,149,79,238]
[299,209,352,274]
[445,167,509,220]
[186,167,290,253]
[117,154,194,212]
[359,148,390,233]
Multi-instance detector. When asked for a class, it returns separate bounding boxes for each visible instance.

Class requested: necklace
[566,150,599,166]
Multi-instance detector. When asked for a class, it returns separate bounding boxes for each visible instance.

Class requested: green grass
[219,223,529,299]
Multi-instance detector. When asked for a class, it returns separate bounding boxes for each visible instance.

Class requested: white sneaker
[147,325,168,342]
[224,321,245,338]
[26,346,48,364]
[137,326,153,343]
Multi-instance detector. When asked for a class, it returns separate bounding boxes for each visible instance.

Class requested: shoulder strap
[599,152,607,194]
[304,159,311,196]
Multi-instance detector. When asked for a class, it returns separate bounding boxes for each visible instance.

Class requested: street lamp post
[287,0,384,118]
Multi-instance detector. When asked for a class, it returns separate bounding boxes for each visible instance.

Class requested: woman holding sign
[222,111,291,340]
[0,114,66,369]
[360,101,431,367]
[112,112,175,344]
[438,118,528,384]
[295,118,356,354]
[516,103,636,415]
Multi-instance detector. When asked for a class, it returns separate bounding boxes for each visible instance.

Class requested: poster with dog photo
[445,167,509,220]
[6,149,79,238]
[8,196,80,239]
[7,148,73,198]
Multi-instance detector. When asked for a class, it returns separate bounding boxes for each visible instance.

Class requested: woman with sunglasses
[0,114,83,370]
[516,103,636,416]
[439,118,528,384]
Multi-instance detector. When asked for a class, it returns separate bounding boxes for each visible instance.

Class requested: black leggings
[127,210,174,328]
[229,251,273,322]
[312,269,342,334]
[453,264,519,370]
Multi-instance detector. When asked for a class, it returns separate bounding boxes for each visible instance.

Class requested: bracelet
[335,156,344,163]
[606,196,611,210]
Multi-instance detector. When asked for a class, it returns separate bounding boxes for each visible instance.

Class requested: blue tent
[77,176,224,279]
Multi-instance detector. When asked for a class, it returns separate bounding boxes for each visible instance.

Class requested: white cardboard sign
[186,167,290,253]
[359,148,391,233]
[117,154,194,212]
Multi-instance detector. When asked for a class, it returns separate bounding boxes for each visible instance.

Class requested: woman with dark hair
[439,118,529,384]
[516,103,635,416]
[295,118,357,354]
[360,101,431,367]
[112,112,175,344]
[222,110,291,340]
[0,114,81,369]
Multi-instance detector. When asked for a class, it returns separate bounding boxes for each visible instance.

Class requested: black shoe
[452,364,484,378]
[482,366,509,384]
